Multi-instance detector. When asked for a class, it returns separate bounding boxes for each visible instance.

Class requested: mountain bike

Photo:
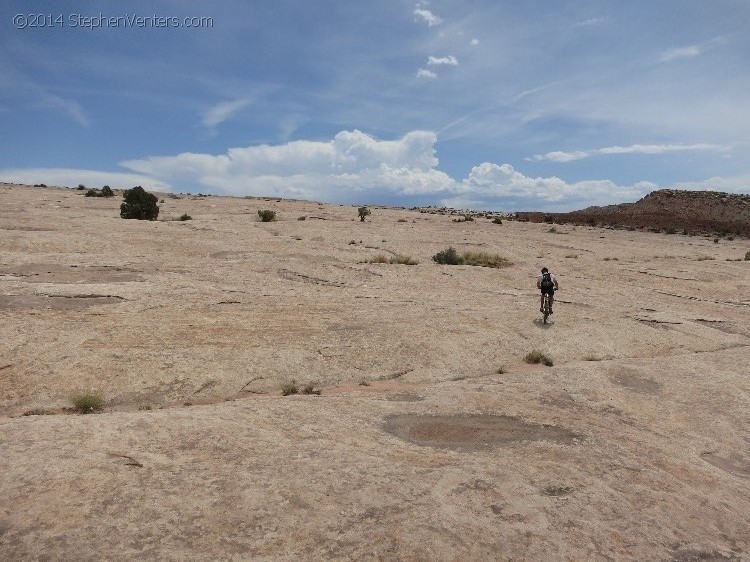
[542,293,551,324]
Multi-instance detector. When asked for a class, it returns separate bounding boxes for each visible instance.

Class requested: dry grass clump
[432,247,510,268]
[524,350,553,367]
[70,392,104,414]
[462,251,510,268]
[281,380,299,396]
[368,254,418,265]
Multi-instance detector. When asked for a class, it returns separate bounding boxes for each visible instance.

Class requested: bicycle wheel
[543,296,549,324]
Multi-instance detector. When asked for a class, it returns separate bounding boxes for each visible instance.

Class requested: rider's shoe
[540,307,544,313]
[549,309,554,314]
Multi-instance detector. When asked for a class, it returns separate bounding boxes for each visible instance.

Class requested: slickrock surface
[1,183,748,560]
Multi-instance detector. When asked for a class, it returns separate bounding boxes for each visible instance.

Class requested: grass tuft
[70,392,104,414]
[281,380,299,396]
[524,350,553,367]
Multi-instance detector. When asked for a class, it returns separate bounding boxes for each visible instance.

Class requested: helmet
[541,267,549,273]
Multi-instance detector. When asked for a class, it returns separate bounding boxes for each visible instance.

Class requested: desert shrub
[583,354,601,361]
[85,189,98,197]
[496,366,507,374]
[665,227,677,234]
[281,380,299,396]
[524,350,553,367]
[302,384,321,395]
[714,238,719,243]
[462,251,510,268]
[388,254,418,265]
[492,217,503,224]
[368,254,388,263]
[120,186,159,220]
[179,214,192,221]
[358,206,371,221]
[297,216,306,221]
[77,184,86,190]
[22,408,54,416]
[70,392,103,414]
[397,218,407,223]
[34,183,47,188]
[548,227,558,233]
[257,209,276,222]
[101,185,114,197]
[745,251,750,261]
[433,246,464,265]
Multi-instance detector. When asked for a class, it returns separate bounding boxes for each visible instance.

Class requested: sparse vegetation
[70,392,103,414]
[432,246,464,265]
[695,255,715,261]
[302,384,322,395]
[258,209,277,222]
[22,408,54,416]
[85,189,98,197]
[745,251,750,261]
[496,366,507,374]
[714,238,719,243]
[548,227,558,233]
[462,251,510,268]
[397,218,407,223]
[583,354,602,361]
[524,350,553,367]
[77,184,86,190]
[297,216,306,220]
[492,217,503,224]
[179,214,192,221]
[452,214,474,223]
[120,186,159,220]
[281,380,299,396]
[565,254,579,259]
[367,254,418,265]
[100,185,114,197]
[358,206,371,221]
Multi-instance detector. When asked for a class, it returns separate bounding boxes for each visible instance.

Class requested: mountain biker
[536,267,559,314]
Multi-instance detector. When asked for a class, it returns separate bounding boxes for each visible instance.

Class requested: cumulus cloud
[529,143,727,162]
[416,68,438,79]
[121,130,454,201]
[427,55,458,66]
[202,98,253,129]
[470,38,479,46]
[11,131,738,212]
[414,7,442,27]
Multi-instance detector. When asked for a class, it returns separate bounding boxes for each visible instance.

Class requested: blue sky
[1,0,748,210]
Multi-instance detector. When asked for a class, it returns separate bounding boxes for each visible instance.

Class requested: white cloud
[414,7,442,27]
[9,132,743,212]
[575,17,607,27]
[202,98,253,129]
[427,55,458,66]
[0,168,172,191]
[658,45,702,63]
[530,143,727,162]
[36,93,89,127]
[416,68,438,79]
[470,38,479,46]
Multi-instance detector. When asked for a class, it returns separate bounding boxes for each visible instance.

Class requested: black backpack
[541,272,554,288]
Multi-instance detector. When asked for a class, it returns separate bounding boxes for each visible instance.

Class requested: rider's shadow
[532,318,554,328]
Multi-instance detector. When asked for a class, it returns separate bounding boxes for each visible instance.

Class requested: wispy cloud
[529,143,727,162]
[202,98,253,129]
[416,68,438,79]
[427,55,458,66]
[470,38,480,46]
[414,7,442,27]
[575,17,607,27]
[658,45,702,63]
[36,94,89,127]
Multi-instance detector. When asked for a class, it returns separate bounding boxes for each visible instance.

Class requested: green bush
[70,392,103,414]
[257,209,276,222]
[120,186,159,220]
[85,189,98,197]
[100,185,114,197]
[358,206,371,221]
[524,350,553,367]
[179,214,192,221]
[77,184,86,190]
[433,246,464,265]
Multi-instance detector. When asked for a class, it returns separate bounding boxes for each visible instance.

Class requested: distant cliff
[516,189,750,236]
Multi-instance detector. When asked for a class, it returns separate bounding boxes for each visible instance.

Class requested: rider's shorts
[540,286,555,296]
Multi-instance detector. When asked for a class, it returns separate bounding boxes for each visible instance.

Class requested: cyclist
[536,267,559,314]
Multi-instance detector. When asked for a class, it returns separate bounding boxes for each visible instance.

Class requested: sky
[1,0,748,211]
